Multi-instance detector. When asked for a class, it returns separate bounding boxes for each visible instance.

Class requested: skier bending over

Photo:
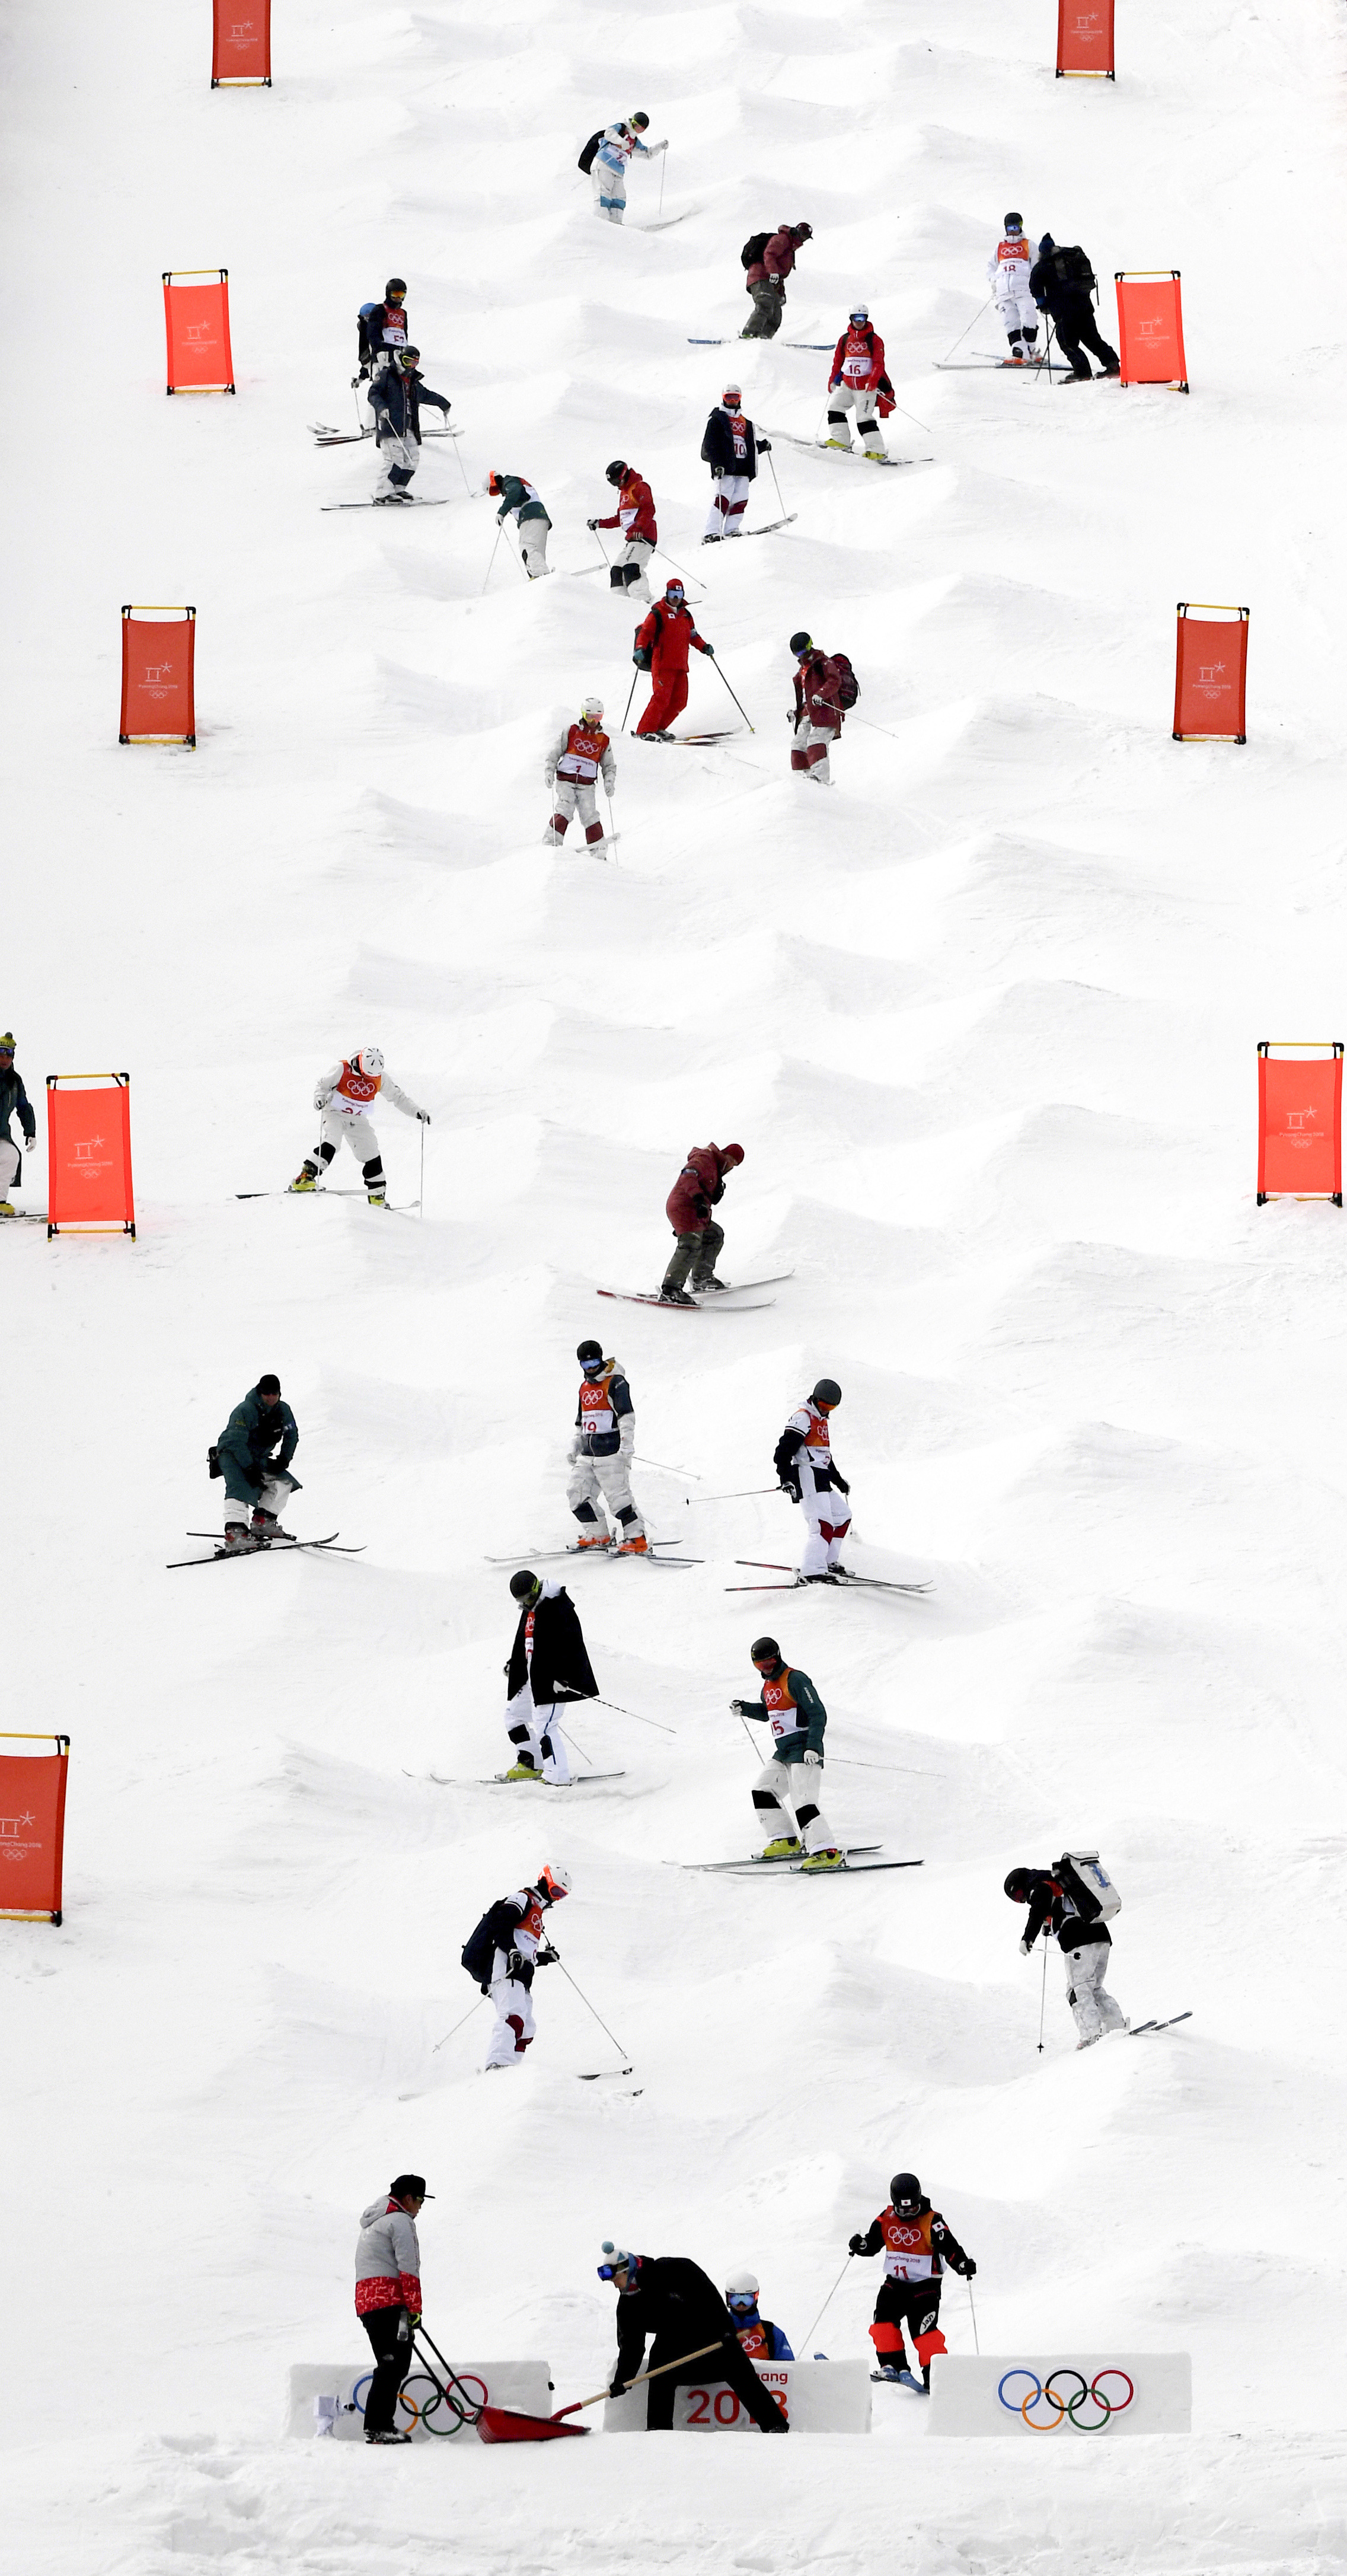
[825,305,893,456]
[598,2246,789,2430]
[732,1634,843,1872]
[488,470,552,577]
[356,278,410,382]
[700,385,770,540]
[633,581,715,741]
[1005,1853,1126,2046]
[741,221,813,340]
[354,2174,429,2443]
[0,1031,36,1218]
[988,216,1042,364]
[589,461,657,601]
[462,1861,570,2070]
[591,114,666,224]
[789,633,857,785]
[366,347,451,501]
[502,1569,599,1782]
[1028,234,1119,383]
[725,2269,794,2360]
[774,1377,850,1579]
[569,1338,646,1554]
[848,2171,976,2392]
[214,1373,299,1551]
[544,698,615,854]
[660,1139,744,1303]
[290,1047,429,1207]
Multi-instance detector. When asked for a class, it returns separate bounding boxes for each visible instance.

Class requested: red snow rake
[475,2341,726,2444]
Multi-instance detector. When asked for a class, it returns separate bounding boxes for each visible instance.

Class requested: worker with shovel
[599,2246,790,2430]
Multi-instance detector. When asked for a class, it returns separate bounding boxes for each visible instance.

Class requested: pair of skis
[932,355,1068,373]
[598,1270,791,1314]
[687,339,832,351]
[1131,2012,1192,2036]
[483,1540,700,1568]
[167,1532,363,1570]
[725,1561,933,1596]
[412,1768,627,1788]
[235,1190,420,1214]
[680,1846,922,1879]
[308,419,462,445]
[765,431,933,470]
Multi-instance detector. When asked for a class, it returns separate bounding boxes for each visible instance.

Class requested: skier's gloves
[633,648,652,669]
[698,642,715,656]
[730,1698,759,1717]
[608,2371,627,2398]
[758,438,771,451]
[586,518,599,531]
[847,2233,867,2255]
[961,2260,977,2278]
[536,1943,558,1966]
[1019,1936,1034,1957]
[832,1472,851,1495]
[780,1476,802,1504]
[506,1948,525,1978]
[802,1749,822,1767]
[416,1110,431,1124]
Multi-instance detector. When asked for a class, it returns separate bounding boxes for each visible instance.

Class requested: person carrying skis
[848,2171,976,2391]
[659,1140,744,1303]
[589,461,657,601]
[355,2174,430,2442]
[289,1047,429,1207]
[731,1636,842,1872]
[1005,1854,1127,2046]
[774,1377,850,1578]
[590,114,666,224]
[568,1339,646,1554]
[633,581,715,741]
[598,2246,790,2430]
[700,386,771,541]
[987,215,1042,364]
[215,1374,299,1551]
[741,222,813,340]
[544,699,615,853]
[356,278,410,382]
[788,633,856,785]
[502,1570,599,1782]
[366,347,452,502]
[462,1863,570,2070]
[0,1032,36,1218]
[1029,234,1120,382]
[825,306,893,456]
[724,2270,794,2360]
[488,470,552,578]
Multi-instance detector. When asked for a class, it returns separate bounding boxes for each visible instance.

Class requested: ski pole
[592,1694,676,1736]
[432,1995,485,2054]
[419,1117,425,1222]
[481,524,503,593]
[556,2342,724,2419]
[966,2279,980,2354]
[620,669,640,733]
[938,294,992,365]
[602,783,617,861]
[548,1943,635,2065]
[684,1487,778,1506]
[633,1455,701,1479]
[1042,319,1057,390]
[1038,1943,1048,2052]
[502,523,531,583]
[765,450,790,516]
[448,428,474,496]
[801,2252,852,2350]
[657,149,666,220]
[708,655,755,732]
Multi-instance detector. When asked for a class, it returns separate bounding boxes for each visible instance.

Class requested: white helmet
[849,302,870,323]
[355,1047,385,1079]
[537,1861,571,1904]
[581,696,604,721]
[724,2268,759,2304]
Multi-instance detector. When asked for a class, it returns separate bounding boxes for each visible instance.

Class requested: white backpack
[1062,1849,1121,1921]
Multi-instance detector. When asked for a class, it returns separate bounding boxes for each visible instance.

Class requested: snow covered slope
[4,0,1347,2566]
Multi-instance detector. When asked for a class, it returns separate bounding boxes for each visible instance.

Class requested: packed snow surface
[4,0,1347,2565]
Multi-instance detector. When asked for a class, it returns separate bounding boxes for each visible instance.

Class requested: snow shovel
[475,2340,726,2444]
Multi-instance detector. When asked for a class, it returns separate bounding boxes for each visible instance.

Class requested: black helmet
[396,345,420,367]
[631,111,650,130]
[576,1339,604,1365]
[789,630,813,656]
[385,277,407,297]
[750,1635,781,1664]
[812,1378,841,1408]
[1004,1867,1033,1902]
[1003,213,1023,230]
[889,2172,922,2212]
[509,1568,541,1602]
[605,460,628,486]
[791,222,813,241]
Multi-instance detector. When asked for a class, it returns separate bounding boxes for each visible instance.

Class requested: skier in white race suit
[988,214,1042,362]
[544,699,615,853]
[773,1378,851,1579]
[591,114,666,224]
[567,1338,646,1553]
[289,1048,428,1206]
[471,1864,570,2071]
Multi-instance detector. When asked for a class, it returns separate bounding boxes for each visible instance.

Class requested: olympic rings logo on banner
[997,2368,1135,2431]
[350,2368,489,2437]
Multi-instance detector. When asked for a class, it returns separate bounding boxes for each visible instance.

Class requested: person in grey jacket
[0,1032,36,1217]
[215,1376,299,1550]
[355,2175,430,2443]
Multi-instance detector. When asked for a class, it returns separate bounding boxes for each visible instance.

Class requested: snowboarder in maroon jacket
[660,1142,744,1302]
[632,582,716,740]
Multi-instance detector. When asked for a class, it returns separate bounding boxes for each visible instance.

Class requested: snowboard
[597,1288,775,1312]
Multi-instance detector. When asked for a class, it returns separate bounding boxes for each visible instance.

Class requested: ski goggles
[726,2294,757,2312]
[597,2255,634,2282]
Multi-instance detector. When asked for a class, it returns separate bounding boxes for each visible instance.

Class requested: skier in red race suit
[824,305,895,458]
[632,581,716,739]
[590,460,658,602]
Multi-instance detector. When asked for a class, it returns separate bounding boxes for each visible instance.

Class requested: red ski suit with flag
[634,597,712,737]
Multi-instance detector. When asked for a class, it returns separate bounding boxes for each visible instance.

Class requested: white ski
[597,1287,775,1311]
[766,431,934,469]
[1131,2012,1192,2035]
[322,497,448,511]
[477,1771,627,1787]
[679,1845,882,1873]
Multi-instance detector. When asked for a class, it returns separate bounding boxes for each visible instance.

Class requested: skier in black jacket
[847,2171,975,2392]
[366,347,452,501]
[462,1862,570,2071]
[1028,235,1119,382]
[502,1571,598,1783]
[699,385,770,541]
[0,1032,36,1218]
[1006,1855,1126,2046]
[599,2247,790,2430]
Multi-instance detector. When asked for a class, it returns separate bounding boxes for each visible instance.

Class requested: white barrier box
[927,2354,1192,2437]
[604,2360,870,2434]
[288,2359,552,2441]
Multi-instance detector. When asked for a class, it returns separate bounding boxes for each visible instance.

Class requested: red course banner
[1115,273,1188,389]
[46,1075,136,1239]
[1257,1046,1343,1204]
[1057,0,1114,76]
[0,1739,69,1923]
[164,270,235,394]
[1173,604,1249,743]
[120,605,195,747]
[212,0,270,84]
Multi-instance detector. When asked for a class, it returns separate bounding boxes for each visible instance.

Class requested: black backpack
[578,128,604,174]
[828,652,860,708]
[1052,244,1095,292]
[461,1912,498,1988]
[741,231,771,271]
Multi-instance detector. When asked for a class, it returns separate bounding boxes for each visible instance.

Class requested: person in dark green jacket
[0,1032,36,1217]
[487,471,552,578]
[215,1375,300,1551]
[730,1635,843,1873]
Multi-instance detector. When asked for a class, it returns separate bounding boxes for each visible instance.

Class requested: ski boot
[614,1534,648,1556]
[367,1188,391,1209]
[220,1525,257,1555]
[896,2370,927,2395]
[800,1846,845,1874]
[797,1570,841,1586]
[573,1533,612,1550]
[250,1507,279,1545]
[691,1275,729,1293]
[759,1836,802,1861]
[365,2428,414,2444]
[505,1762,544,1783]
[872,2363,902,2383]
[288,1165,319,1193]
[658,1286,697,1306]
[822,436,851,449]
[0,1202,14,1219]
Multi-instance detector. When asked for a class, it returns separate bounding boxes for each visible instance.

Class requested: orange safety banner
[212,0,270,83]
[0,1745,69,1923]
[1056,0,1114,75]
[46,1076,136,1239]
[1257,1047,1343,1203]
[1173,604,1248,742]
[1115,273,1188,388]
[120,607,195,746]
[164,271,235,394]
